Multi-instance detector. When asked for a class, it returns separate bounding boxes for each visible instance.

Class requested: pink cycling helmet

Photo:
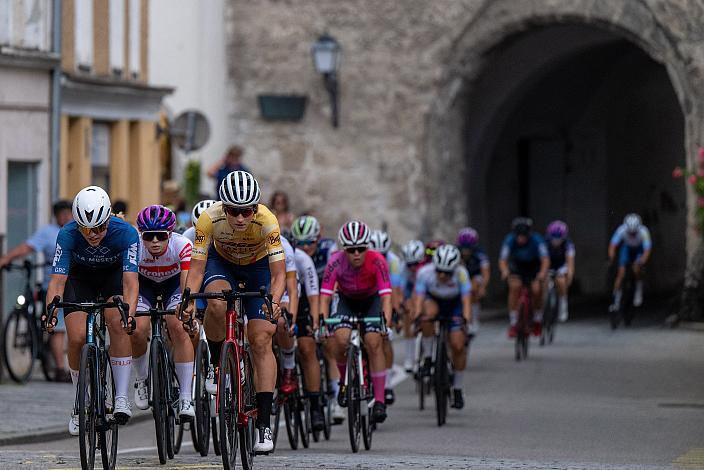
[546,220,568,239]
[136,205,176,232]
[457,227,479,248]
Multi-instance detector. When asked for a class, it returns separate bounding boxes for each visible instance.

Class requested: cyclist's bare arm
[319,294,332,320]
[607,243,617,262]
[0,243,34,268]
[381,294,393,326]
[44,274,67,331]
[392,286,403,313]
[538,256,550,280]
[567,255,575,284]
[285,272,299,324]
[179,269,188,293]
[639,248,652,265]
[412,293,424,321]
[183,258,206,317]
[269,259,286,315]
[481,264,491,286]
[309,294,321,329]
[122,272,139,318]
[498,259,510,280]
[462,294,472,323]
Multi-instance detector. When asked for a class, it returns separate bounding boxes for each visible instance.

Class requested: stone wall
[225,0,704,281]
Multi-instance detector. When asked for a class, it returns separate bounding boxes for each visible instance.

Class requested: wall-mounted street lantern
[311,34,341,128]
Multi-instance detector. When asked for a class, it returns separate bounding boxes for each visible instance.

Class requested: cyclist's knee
[364,333,382,352]
[423,299,439,317]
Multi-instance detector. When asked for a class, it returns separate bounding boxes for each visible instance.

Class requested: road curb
[0,412,152,447]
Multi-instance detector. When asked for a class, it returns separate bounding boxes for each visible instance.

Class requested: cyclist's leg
[612,245,629,307]
[420,298,438,364]
[555,267,569,321]
[131,278,155,404]
[402,297,415,370]
[165,290,195,403]
[447,301,467,389]
[332,295,355,381]
[202,249,234,367]
[530,277,543,321]
[470,275,485,333]
[507,274,522,326]
[632,244,645,306]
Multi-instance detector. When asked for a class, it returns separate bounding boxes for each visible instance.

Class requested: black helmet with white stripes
[433,244,461,272]
[338,220,371,248]
[218,171,261,207]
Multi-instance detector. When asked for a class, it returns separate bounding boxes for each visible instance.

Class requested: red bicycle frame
[517,284,533,336]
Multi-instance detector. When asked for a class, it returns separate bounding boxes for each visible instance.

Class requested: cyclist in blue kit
[44,186,138,436]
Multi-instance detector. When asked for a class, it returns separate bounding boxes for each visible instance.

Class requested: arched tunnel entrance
[463,25,686,300]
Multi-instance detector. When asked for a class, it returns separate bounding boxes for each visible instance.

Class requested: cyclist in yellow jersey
[182,171,285,453]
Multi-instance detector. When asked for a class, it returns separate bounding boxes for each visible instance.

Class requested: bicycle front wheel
[239,347,256,470]
[151,340,168,464]
[3,308,36,383]
[194,340,211,456]
[78,344,97,470]
[320,355,332,441]
[99,350,118,470]
[434,339,449,427]
[218,342,238,470]
[361,357,373,450]
[346,345,361,453]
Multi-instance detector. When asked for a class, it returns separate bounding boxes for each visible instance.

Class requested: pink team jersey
[320,249,392,299]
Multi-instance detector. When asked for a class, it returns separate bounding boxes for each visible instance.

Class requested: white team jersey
[610,225,652,249]
[182,226,195,243]
[282,237,297,274]
[138,232,192,282]
[414,263,471,300]
[295,248,319,296]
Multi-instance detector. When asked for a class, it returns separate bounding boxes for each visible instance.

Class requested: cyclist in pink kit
[319,220,393,424]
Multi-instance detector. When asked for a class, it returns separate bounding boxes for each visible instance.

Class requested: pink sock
[371,371,386,404]
[337,362,346,382]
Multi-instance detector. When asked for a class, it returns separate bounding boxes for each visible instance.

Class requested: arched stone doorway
[425,2,702,300]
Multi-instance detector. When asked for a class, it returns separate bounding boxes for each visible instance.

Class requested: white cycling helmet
[219,171,260,207]
[402,240,425,264]
[624,213,642,233]
[433,244,461,272]
[292,215,321,242]
[338,220,371,248]
[191,199,216,226]
[369,230,391,254]
[72,186,111,228]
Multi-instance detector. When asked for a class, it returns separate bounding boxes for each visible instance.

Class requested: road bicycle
[431,316,454,427]
[2,261,55,383]
[181,286,273,470]
[134,295,182,464]
[515,279,533,361]
[541,271,558,346]
[324,314,384,453]
[190,307,220,456]
[47,296,132,470]
[610,263,637,329]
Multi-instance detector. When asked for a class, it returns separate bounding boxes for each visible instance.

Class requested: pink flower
[673,167,684,178]
[699,147,704,160]
[698,197,704,208]
[689,175,698,185]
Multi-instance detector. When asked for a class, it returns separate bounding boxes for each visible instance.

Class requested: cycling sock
[421,336,434,359]
[110,356,132,399]
[256,392,273,429]
[509,311,518,325]
[282,347,296,370]
[635,281,644,294]
[132,353,149,381]
[453,370,463,388]
[404,338,415,364]
[371,371,386,403]
[559,296,568,309]
[472,303,481,321]
[69,368,79,388]
[329,379,340,397]
[175,362,194,400]
[533,311,543,322]
[207,339,223,368]
[613,289,622,305]
[336,362,346,382]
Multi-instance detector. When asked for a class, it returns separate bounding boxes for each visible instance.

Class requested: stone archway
[424,0,704,300]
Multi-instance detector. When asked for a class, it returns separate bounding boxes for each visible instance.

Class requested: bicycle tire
[212,416,221,456]
[218,341,238,470]
[284,395,299,449]
[194,340,210,456]
[434,337,449,427]
[361,356,373,450]
[320,356,332,441]
[78,344,97,470]
[239,347,256,469]
[151,340,168,464]
[3,308,36,383]
[346,345,361,453]
[174,423,184,454]
[99,350,118,470]
[164,353,177,460]
[299,393,310,449]
[272,388,281,451]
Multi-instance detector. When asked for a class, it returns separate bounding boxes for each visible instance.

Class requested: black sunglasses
[296,239,317,247]
[345,247,368,254]
[142,231,170,242]
[435,269,453,276]
[224,205,256,218]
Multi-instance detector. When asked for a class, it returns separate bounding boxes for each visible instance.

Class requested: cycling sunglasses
[141,231,170,242]
[223,205,256,218]
[296,239,317,247]
[435,269,453,276]
[345,247,368,254]
[78,221,109,236]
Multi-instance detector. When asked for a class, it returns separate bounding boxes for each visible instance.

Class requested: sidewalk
[0,375,149,446]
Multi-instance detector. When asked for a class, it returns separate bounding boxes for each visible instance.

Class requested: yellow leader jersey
[191,202,285,265]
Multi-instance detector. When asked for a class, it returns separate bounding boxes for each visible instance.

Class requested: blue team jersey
[463,246,490,277]
[385,251,404,289]
[499,233,548,263]
[52,216,139,275]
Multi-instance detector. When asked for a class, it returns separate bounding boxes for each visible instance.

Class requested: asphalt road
[2,312,704,469]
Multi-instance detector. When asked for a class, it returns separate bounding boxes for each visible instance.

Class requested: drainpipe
[50,0,62,203]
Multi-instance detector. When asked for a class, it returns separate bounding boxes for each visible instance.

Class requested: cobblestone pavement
[1,313,703,469]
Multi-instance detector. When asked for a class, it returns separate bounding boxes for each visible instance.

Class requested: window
[0,0,51,50]
[0,0,11,45]
[75,0,93,70]
[128,0,140,78]
[109,0,125,75]
[91,123,111,192]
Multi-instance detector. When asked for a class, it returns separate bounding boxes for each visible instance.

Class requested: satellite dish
[170,110,210,153]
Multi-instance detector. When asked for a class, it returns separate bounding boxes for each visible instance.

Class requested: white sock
[421,336,434,359]
[330,379,339,398]
[133,353,149,381]
[111,356,132,400]
[509,311,518,326]
[282,347,296,370]
[175,362,194,401]
[453,370,463,388]
[472,303,481,322]
[560,296,568,309]
[404,338,415,364]
[534,311,543,323]
[636,281,643,294]
[613,289,622,304]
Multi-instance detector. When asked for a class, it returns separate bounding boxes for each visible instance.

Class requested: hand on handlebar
[42,296,61,333]
[500,269,510,281]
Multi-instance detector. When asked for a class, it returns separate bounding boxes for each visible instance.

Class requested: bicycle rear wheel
[239,347,256,469]
[361,357,373,450]
[434,339,449,427]
[99,350,118,470]
[151,340,168,464]
[218,342,238,470]
[319,355,332,441]
[346,345,361,453]
[297,362,310,450]
[3,308,36,383]
[212,416,221,456]
[78,344,97,470]
[283,395,299,449]
[165,356,177,460]
[194,340,210,456]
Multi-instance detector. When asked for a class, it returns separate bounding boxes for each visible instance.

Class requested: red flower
[673,167,684,178]
[689,175,698,185]
[699,197,704,208]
